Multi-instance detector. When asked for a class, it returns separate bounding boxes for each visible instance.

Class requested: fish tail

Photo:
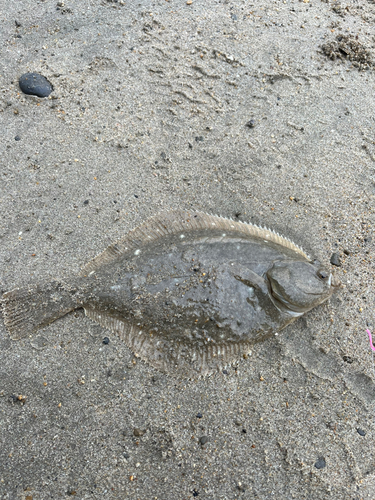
[2,281,81,339]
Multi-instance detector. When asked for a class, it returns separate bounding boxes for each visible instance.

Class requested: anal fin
[84,307,253,377]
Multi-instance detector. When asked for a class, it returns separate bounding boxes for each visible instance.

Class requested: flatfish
[2,211,338,376]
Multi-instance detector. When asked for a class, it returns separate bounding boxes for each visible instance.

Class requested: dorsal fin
[79,210,309,276]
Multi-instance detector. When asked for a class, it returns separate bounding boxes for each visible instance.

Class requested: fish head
[266,260,339,314]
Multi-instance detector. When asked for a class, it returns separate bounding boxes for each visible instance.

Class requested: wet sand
[0,0,374,498]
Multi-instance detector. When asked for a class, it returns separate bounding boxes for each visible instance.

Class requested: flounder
[2,211,338,376]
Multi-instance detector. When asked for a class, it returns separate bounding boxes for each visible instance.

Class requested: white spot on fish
[134,249,141,256]
[237,245,240,250]
[180,234,185,239]
[222,233,226,237]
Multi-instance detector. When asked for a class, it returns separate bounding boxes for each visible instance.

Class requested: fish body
[2,211,337,376]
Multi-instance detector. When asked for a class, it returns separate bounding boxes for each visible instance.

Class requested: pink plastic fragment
[366,329,375,352]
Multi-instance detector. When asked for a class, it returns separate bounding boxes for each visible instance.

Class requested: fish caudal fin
[2,281,80,340]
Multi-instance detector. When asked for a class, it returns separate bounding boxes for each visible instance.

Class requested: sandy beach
[0,0,375,498]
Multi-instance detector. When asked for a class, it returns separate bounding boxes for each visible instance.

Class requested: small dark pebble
[102,337,110,345]
[343,249,350,255]
[314,457,326,469]
[222,369,228,375]
[195,136,204,142]
[199,435,209,445]
[83,200,89,205]
[342,355,354,364]
[133,428,146,437]
[15,20,22,27]
[242,429,247,434]
[134,194,138,198]
[10,394,26,405]
[15,135,21,141]
[246,119,255,128]
[330,252,341,267]
[192,490,199,497]
[66,488,77,496]
[196,412,203,419]
[357,428,366,437]
[19,72,53,97]
[123,452,130,459]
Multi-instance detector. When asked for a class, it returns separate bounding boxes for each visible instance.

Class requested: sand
[0,0,374,498]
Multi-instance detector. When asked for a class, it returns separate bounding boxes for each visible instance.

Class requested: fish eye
[318,271,329,280]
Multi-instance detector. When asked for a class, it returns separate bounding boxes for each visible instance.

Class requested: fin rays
[84,307,252,377]
[80,210,310,277]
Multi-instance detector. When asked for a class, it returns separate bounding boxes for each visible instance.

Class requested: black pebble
[83,200,89,205]
[103,337,110,344]
[222,369,228,375]
[196,412,203,419]
[357,428,366,436]
[199,435,209,445]
[123,452,130,459]
[15,135,21,141]
[195,136,204,142]
[192,490,199,497]
[314,457,326,469]
[330,252,341,267]
[246,119,255,128]
[19,72,53,97]
[342,355,353,363]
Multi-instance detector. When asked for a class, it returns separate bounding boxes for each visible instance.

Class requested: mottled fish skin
[2,211,338,377]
